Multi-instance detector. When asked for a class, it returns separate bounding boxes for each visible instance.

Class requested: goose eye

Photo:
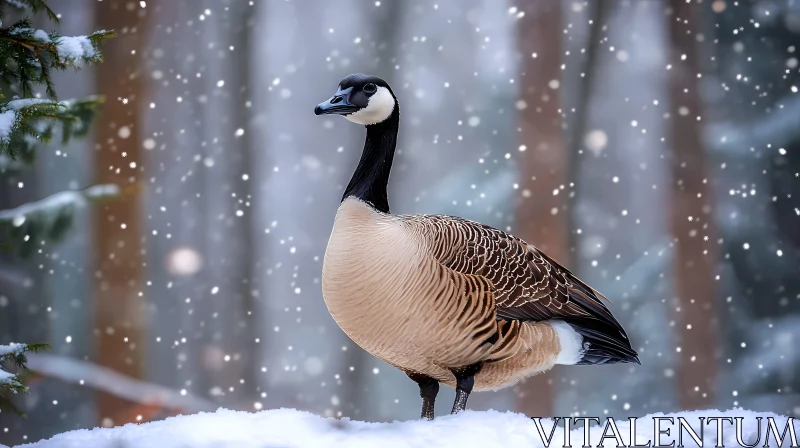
[363,83,377,94]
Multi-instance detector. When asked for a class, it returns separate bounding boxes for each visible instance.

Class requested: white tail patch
[549,320,584,365]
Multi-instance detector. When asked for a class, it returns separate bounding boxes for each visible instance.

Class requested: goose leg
[406,372,440,420]
[450,363,483,414]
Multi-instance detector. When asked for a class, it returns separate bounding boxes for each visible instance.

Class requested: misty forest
[0,0,799,445]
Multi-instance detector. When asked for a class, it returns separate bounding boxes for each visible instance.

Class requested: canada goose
[315,74,639,420]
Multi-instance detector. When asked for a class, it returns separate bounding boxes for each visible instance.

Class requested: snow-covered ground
[6,408,797,448]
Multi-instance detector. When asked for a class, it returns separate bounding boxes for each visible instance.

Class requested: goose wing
[405,214,614,323]
[403,213,639,365]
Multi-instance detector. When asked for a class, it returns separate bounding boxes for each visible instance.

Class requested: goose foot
[406,371,439,420]
[450,362,483,414]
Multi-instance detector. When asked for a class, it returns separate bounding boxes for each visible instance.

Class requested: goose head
[314,74,396,126]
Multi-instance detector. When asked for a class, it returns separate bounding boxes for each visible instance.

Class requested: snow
[0,184,119,226]
[0,110,17,142]
[0,368,16,386]
[32,29,48,41]
[54,35,96,63]
[24,27,99,64]
[0,343,26,357]
[0,343,27,388]
[5,99,58,110]
[0,99,62,141]
[7,408,796,448]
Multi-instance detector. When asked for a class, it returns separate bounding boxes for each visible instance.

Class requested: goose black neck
[342,104,399,214]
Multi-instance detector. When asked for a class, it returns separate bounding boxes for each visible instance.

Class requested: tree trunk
[666,1,718,410]
[565,0,609,269]
[92,0,149,426]
[514,0,568,417]
[232,0,259,410]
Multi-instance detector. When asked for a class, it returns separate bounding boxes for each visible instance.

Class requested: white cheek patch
[345,86,395,125]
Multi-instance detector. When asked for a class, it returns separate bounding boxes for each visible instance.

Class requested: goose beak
[315,87,359,115]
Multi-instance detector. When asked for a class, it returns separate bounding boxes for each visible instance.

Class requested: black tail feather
[533,251,640,365]
[563,317,640,365]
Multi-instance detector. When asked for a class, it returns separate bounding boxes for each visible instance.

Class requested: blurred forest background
[1,0,799,444]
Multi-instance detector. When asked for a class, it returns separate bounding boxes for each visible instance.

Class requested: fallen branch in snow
[26,354,216,413]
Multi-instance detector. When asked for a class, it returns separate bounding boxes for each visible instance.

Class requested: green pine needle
[0,184,120,257]
[0,342,50,417]
[0,0,114,417]
[2,0,59,23]
[0,9,115,159]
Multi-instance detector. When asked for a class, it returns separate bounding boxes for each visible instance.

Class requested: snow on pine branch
[8,408,798,448]
[0,184,118,224]
[0,98,62,143]
[0,97,102,159]
[0,184,119,256]
[5,25,112,67]
[0,342,47,394]
[34,29,112,66]
[0,343,27,391]
[0,97,99,168]
[0,18,114,99]
[0,2,114,258]
[0,2,113,159]
[0,342,48,416]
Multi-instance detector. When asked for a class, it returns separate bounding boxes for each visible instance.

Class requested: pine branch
[0,342,49,416]
[0,0,116,417]
[0,184,119,257]
[0,96,104,160]
[0,10,115,160]
[0,22,115,98]
[0,0,115,162]
[53,96,102,144]
[1,0,58,23]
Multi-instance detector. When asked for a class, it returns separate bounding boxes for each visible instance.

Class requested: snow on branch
[0,1,114,256]
[0,99,64,145]
[0,96,103,160]
[0,183,118,222]
[0,342,48,415]
[0,184,119,256]
[0,343,28,391]
[0,6,113,160]
[0,20,114,97]
[26,354,217,413]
